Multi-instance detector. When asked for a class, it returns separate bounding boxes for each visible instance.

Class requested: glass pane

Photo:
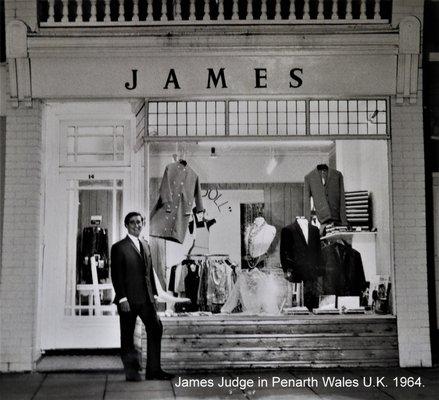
[296,101,305,112]
[149,102,157,113]
[168,102,176,113]
[66,179,123,317]
[77,126,113,136]
[77,136,113,154]
[319,100,328,112]
[278,101,286,112]
[248,101,257,112]
[206,102,215,113]
[216,102,225,113]
[67,137,75,153]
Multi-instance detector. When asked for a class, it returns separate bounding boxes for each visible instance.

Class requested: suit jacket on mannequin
[304,167,348,226]
[280,220,322,283]
[150,161,204,244]
[111,236,158,304]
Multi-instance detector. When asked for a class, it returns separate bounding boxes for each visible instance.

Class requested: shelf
[321,231,377,240]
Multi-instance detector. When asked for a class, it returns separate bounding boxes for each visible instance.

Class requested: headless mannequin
[296,216,309,243]
[244,217,276,268]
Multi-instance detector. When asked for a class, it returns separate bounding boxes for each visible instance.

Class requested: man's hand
[119,300,131,313]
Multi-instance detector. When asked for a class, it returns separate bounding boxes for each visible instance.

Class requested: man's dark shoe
[145,370,175,380]
[125,370,142,382]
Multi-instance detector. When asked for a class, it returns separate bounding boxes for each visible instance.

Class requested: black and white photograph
[1,0,439,399]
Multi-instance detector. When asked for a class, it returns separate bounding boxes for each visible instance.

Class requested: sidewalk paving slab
[2,368,439,400]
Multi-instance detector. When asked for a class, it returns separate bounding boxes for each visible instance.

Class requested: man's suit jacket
[321,241,366,296]
[150,161,204,244]
[280,220,322,282]
[111,236,157,305]
[304,167,348,225]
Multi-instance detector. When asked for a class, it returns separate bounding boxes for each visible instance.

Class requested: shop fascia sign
[124,67,304,91]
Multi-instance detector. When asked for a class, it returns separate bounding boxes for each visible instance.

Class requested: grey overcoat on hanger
[150,161,204,244]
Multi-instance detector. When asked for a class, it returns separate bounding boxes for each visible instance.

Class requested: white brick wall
[0,96,42,372]
[391,76,432,366]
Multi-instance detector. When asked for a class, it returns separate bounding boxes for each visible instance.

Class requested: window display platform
[138,314,398,370]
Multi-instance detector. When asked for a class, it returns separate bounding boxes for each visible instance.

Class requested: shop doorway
[41,171,130,349]
[40,101,136,350]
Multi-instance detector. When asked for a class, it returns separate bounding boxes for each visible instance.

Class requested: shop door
[41,171,130,349]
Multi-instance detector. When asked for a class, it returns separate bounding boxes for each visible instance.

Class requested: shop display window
[148,137,392,317]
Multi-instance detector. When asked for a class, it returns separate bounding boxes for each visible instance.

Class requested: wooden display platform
[138,314,398,370]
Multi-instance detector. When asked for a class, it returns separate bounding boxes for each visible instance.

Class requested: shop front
[39,66,399,367]
[1,4,432,371]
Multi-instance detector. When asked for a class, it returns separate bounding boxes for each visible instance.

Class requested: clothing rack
[185,253,229,258]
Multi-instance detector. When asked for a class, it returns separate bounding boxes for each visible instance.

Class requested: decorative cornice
[27,31,399,59]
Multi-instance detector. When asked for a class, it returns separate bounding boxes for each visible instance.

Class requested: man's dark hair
[124,211,144,227]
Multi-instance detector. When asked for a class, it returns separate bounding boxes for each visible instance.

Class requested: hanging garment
[198,259,209,311]
[167,265,178,296]
[221,268,285,315]
[304,166,348,225]
[80,226,109,283]
[206,261,233,307]
[184,263,201,311]
[150,161,204,244]
[321,241,366,296]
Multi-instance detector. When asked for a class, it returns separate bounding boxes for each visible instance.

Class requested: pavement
[1,367,439,400]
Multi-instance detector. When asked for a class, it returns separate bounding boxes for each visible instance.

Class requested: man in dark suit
[111,211,173,381]
[280,218,322,310]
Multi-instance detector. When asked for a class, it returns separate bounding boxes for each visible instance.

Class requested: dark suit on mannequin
[280,219,322,309]
[111,212,172,381]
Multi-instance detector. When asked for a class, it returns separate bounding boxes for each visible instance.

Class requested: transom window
[60,120,130,165]
[229,100,306,136]
[309,100,387,136]
[147,99,388,138]
[148,101,226,137]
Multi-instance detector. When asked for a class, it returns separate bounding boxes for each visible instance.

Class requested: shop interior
[147,139,392,316]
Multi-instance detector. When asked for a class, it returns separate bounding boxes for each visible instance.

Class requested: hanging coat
[150,161,204,244]
[304,167,348,225]
[321,241,366,296]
